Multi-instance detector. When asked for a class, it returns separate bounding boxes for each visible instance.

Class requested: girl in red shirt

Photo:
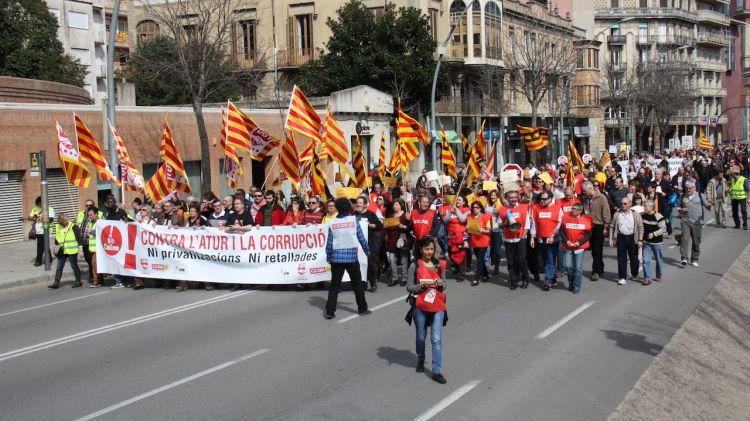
[467,201,492,286]
[442,195,470,281]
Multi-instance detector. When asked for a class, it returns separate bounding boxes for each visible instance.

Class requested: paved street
[0,223,747,421]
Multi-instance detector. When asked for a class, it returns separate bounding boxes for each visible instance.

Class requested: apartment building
[723,0,749,143]
[44,0,136,105]
[570,0,730,151]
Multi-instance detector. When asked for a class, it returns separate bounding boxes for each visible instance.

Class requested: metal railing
[277,48,318,68]
[607,35,627,45]
[696,9,730,26]
[594,8,697,22]
[696,32,730,46]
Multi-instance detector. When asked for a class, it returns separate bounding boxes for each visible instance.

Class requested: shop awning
[431,130,462,143]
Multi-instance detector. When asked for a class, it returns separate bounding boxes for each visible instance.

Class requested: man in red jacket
[560,203,592,294]
[255,190,286,226]
[530,192,563,291]
[499,191,531,290]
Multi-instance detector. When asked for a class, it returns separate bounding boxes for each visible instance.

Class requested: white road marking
[75,349,269,421]
[535,301,595,339]
[0,291,254,363]
[0,291,110,318]
[413,379,482,421]
[337,294,408,323]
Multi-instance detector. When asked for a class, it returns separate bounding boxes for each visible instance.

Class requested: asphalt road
[0,222,747,421]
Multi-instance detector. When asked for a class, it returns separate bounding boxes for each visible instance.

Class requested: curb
[0,273,78,291]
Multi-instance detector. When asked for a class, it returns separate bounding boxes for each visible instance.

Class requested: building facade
[723,0,750,143]
[45,0,136,105]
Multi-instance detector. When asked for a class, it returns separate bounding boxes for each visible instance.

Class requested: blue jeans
[56,253,80,272]
[473,247,488,281]
[563,250,584,291]
[413,308,444,374]
[537,241,559,283]
[437,223,448,256]
[489,231,502,266]
[642,242,664,280]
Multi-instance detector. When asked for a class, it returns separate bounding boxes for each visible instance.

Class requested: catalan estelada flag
[377,130,387,179]
[699,128,712,150]
[440,128,457,179]
[240,111,279,161]
[286,85,322,143]
[518,125,549,151]
[397,99,429,145]
[322,109,348,164]
[56,121,91,188]
[353,135,367,188]
[74,114,119,186]
[160,121,191,194]
[145,163,173,203]
[279,132,301,191]
[226,101,252,155]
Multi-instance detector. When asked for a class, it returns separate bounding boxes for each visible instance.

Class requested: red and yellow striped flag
[377,130,386,179]
[322,109,348,163]
[145,163,173,203]
[599,151,612,168]
[109,121,145,192]
[475,121,487,163]
[311,147,327,200]
[397,100,429,145]
[226,100,252,155]
[353,135,367,187]
[279,132,301,191]
[460,134,471,162]
[565,151,576,190]
[699,128,712,149]
[568,139,584,170]
[518,125,549,151]
[56,122,91,188]
[74,114,119,186]
[299,139,315,163]
[286,85,322,143]
[440,128,457,179]
[160,121,191,194]
[387,142,402,175]
[484,141,496,179]
[240,111,279,161]
[220,109,243,188]
[466,145,481,181]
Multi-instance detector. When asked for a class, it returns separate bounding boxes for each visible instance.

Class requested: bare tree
[599,58,638,145]
[137,0,267,193]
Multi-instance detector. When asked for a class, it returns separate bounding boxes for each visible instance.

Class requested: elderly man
[609,197,644,285]
[706,169,730,228]
[642,200,667,285]
[582,181,611,281]
[678,180,710,267]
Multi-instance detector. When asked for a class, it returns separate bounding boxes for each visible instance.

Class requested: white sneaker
[617,279,627,285]
[111,283,124,289]
[691,261,699,267]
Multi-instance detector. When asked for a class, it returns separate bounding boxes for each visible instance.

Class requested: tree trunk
[191,101,212,195]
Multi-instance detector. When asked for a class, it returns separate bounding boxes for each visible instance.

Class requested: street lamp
[430,0,478,172]
[106,0,122,202]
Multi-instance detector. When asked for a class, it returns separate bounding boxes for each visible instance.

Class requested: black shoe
[400,281,406,286]
[323,310,335,319]
[388,280,395,287]
[520,280,529,289]
[432,373,447,384]
[33,262,42,267]
[567,285,574,292]
[133,285,144,291]
[416,361,425,373]
[482,275,489,282]
[572,289,581,294]
[510,283,517,290]
[542,282,551,291]
[471,280,479,286]
[72,281,82,288]
[358,309,372,316]
[370,283,378,293]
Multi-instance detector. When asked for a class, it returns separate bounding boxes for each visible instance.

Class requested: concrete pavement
[0,224,747,420]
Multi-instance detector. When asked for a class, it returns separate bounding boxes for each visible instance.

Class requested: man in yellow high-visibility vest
[49,213,82,289]
[729,167,750,230]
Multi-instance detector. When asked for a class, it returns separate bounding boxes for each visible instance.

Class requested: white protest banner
[667,158,683,177]
[96,221,368,284]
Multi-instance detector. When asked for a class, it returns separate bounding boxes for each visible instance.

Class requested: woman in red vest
[467,201,492,286]
[410,195,441,257]
[442,195,469,281]
[406,236,447,384]
[560,203,593,294]
[282,197,306,226]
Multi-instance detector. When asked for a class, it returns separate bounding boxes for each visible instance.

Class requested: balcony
[609,61,627,72]
[445,44,466,61]
[651,34,694,46]
[694,86,727,97]
[607,35,627,45]
[594,8,697,23]
[696,32,730,46]
[277,48,319,68]
[694,59,727,72]
[636,36,653,45]
[696,9,730,26]
[107,31,129,47]
[435,96,482,115]
[234,52,265,70]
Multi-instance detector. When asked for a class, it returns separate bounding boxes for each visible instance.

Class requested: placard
[336,187,361,199]
[438,175,452,186]
[425,170,439,182]
[382,176,397,188]
[500,170,520,192]
[538,172,553,185]
[467,218,482,235]
[383,217,400,228]
[482,181,498,191]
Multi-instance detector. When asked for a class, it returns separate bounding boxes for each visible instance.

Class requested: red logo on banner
[297,263,306,275]
[140,258,149,270]
[101,225,123,256]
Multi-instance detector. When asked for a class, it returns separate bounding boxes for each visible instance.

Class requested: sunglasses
[309,202,318,205]
[254,195,262,198]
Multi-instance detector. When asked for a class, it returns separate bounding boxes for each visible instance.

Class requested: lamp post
[106,0,121,202]
[430,0,478,172]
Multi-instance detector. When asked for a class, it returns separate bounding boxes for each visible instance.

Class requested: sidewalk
[608,244,750,421]
[0,240,80,290]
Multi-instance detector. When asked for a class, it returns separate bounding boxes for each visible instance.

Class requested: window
[429,9,439,42]
[234,20,257,60]
[369,7,384,18]
[610,0,620,7]
[48,8,60,21]
[611,49,622,66]
[508,27,515,55]
[613,76,622,91]
[70,48,90,65]
[117,17,128,33]
[295,14,313,53]
[640,0,647,7]
[576,85,599,106]
[638,24,648,43]
[639,48,649,63]
[136,20,159,44]
[660,0,668,7]
[67,11,89,29]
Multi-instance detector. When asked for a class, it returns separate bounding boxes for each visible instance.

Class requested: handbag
[404,293,416,325]
[396,233,407,249]
[28,225,37,240]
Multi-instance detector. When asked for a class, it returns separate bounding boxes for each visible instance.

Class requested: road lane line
[75,349,269,421]
[0,291,110,318]
[0,291,254,363]
[535,301,595,339]
[413,379,481,421]
[337,294,408,323]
